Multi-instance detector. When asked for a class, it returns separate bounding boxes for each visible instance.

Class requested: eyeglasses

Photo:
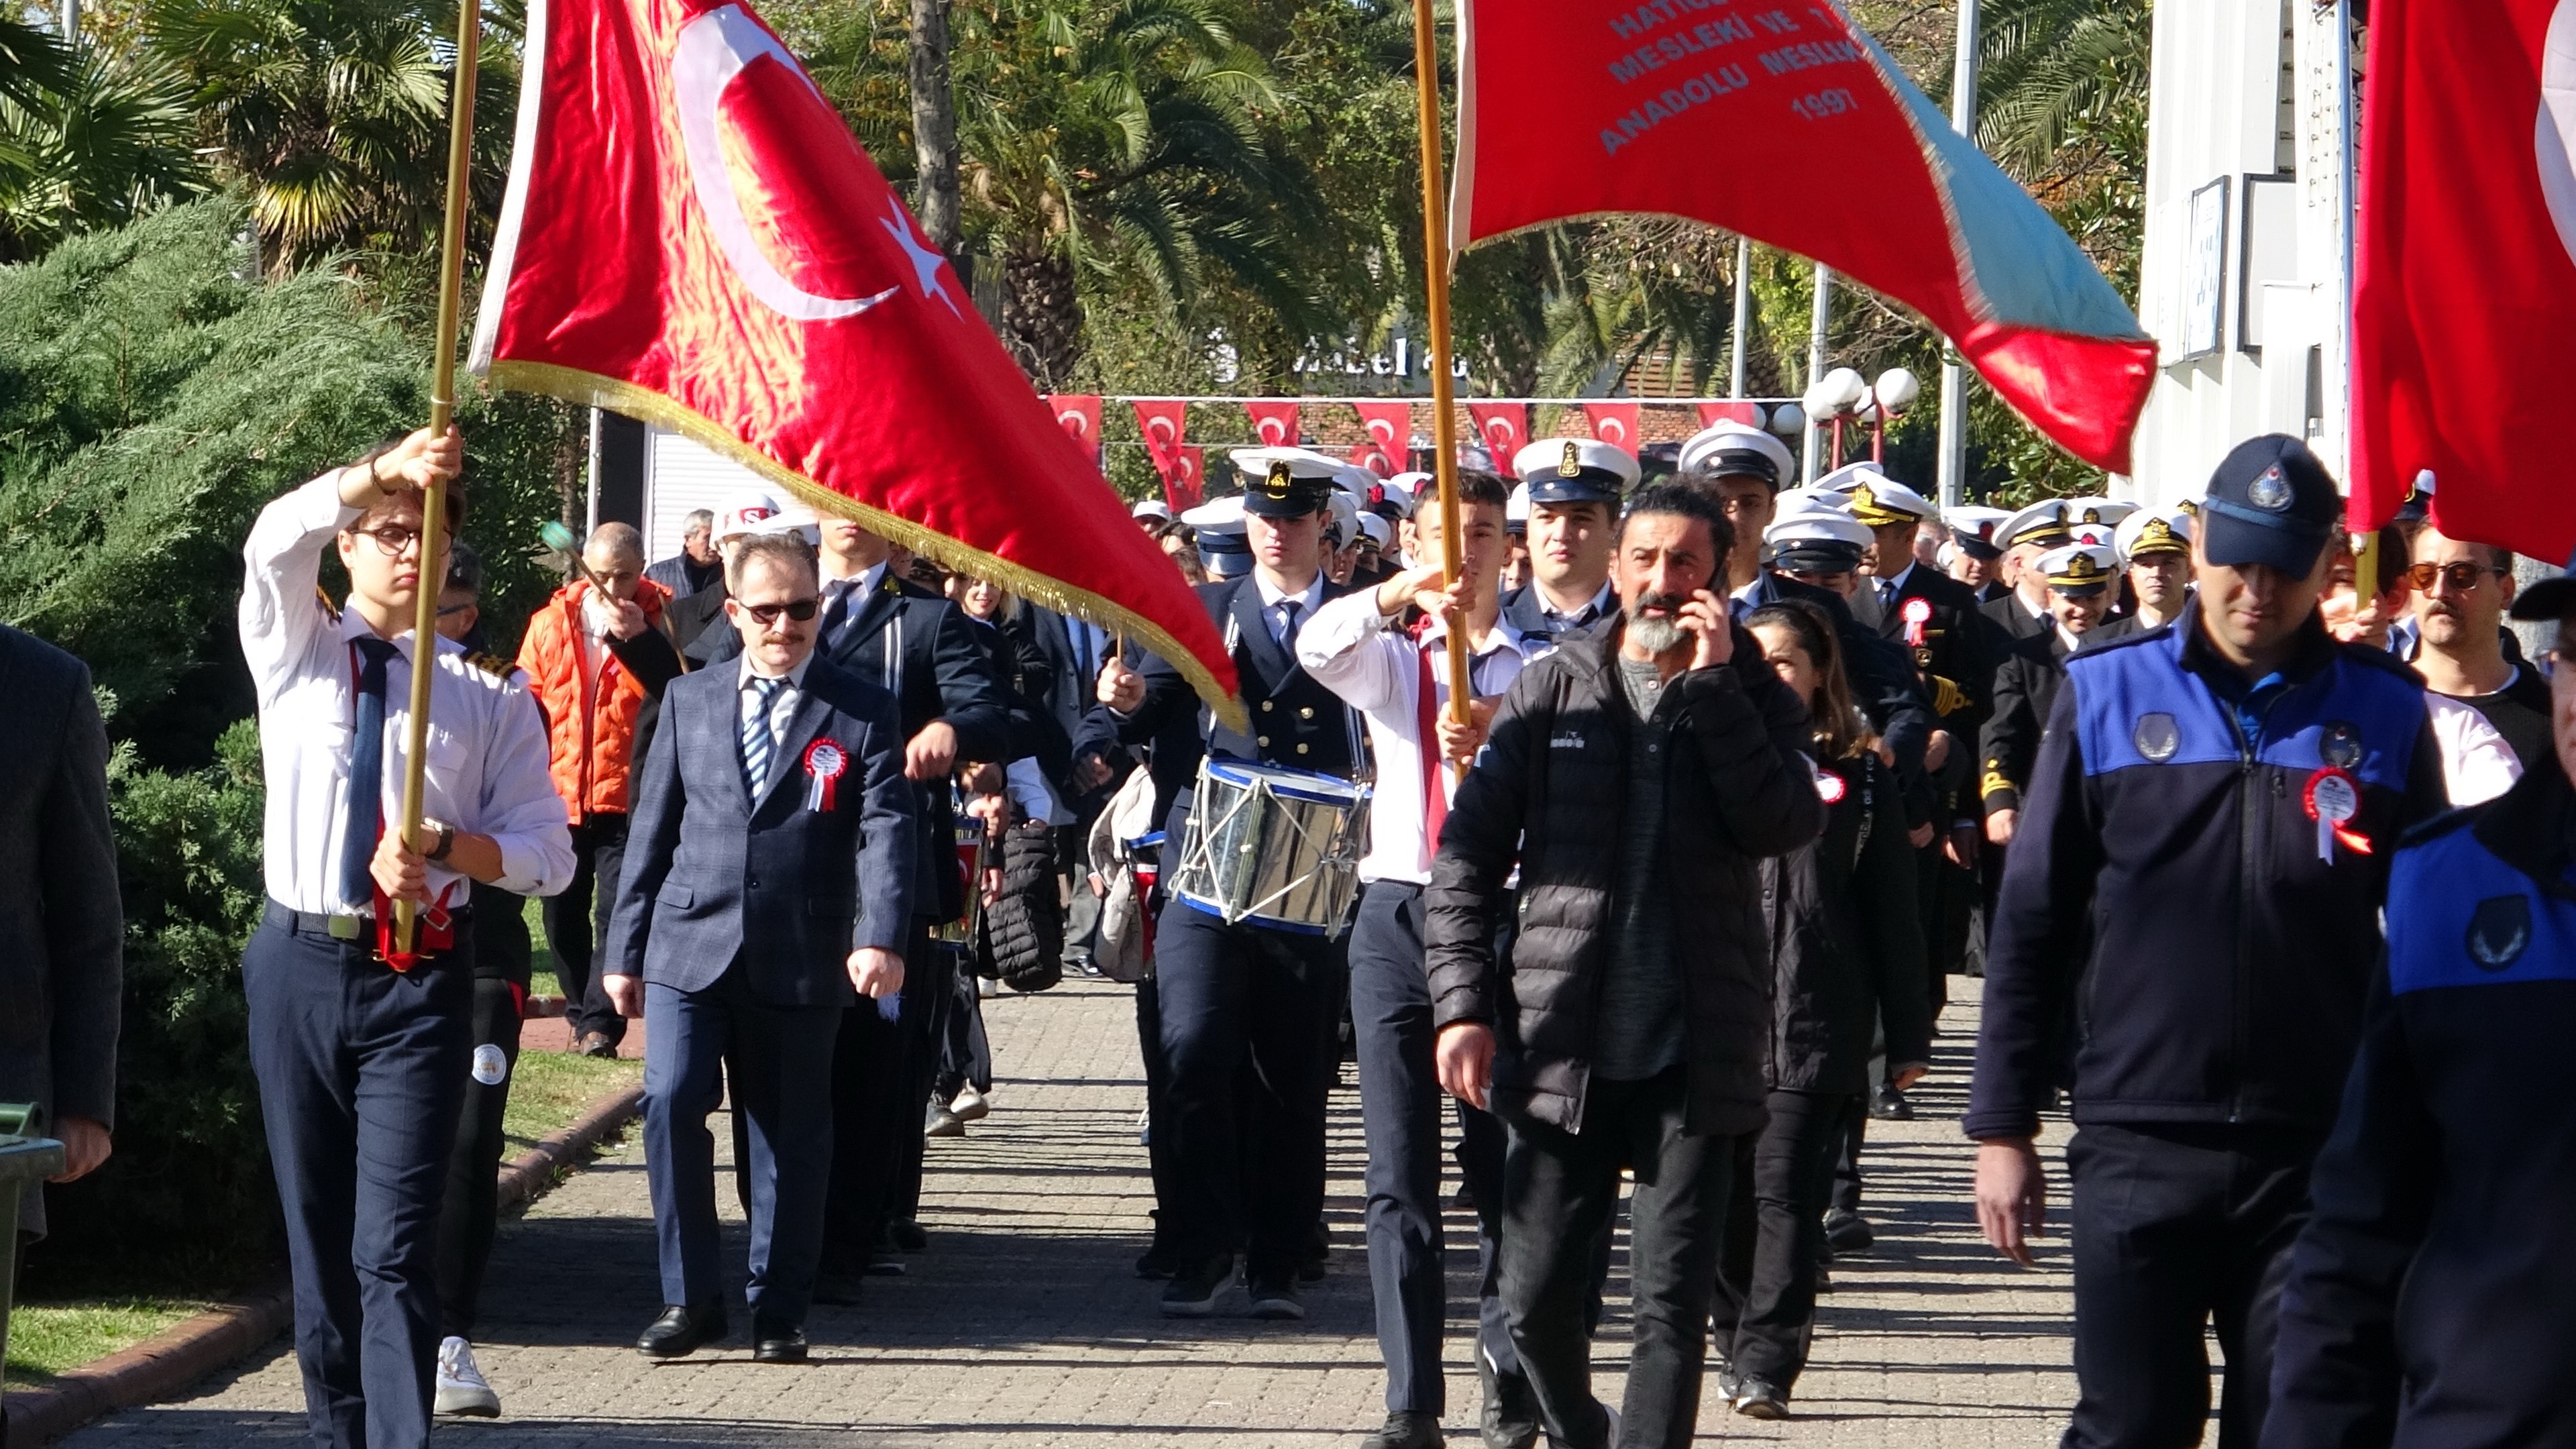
[2402,561,2505,593]
[350,524,427,557]
[739,598,819,625]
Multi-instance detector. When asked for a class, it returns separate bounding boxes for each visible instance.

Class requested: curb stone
[1,1083,643,1446]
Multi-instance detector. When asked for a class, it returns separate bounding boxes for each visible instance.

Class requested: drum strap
[1415,644,1449,877]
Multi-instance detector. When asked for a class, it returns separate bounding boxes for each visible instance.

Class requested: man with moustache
[2399,525,2548,768]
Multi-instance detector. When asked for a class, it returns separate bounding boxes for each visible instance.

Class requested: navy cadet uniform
[237,472,573,1449]
[1119,452,1368,1316]
[1982,499,2077,643]
[1498,440,1619,647]
[1980,543,2121,823]
[700,550,1010,1273]
[2263,562,2576,1448]
[1968,437,2450,1449]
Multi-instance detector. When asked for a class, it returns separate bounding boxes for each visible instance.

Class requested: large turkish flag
[2351,0,2576,559]
[470,0,1236,715]
[1451,0,2155,472]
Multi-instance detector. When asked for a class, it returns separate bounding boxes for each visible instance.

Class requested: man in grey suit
[0,623,122,1241]
[601,531,917,1364]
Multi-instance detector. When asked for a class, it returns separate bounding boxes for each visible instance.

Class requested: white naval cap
[1818,462,1935,526]
[1356,513,1392,549]
[1941,505,2012,557]
[1511,436,1640,503]
[1506,482,1530,531]
[1131,498,1173,522]
[2037,541,2120,592]
[2114,506,2194,561]
[2060,495,2137,545]
[1677,421,1796,490]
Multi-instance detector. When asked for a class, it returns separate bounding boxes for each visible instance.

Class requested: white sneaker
[434,1336,501,1417]
[951,1086,991,1123]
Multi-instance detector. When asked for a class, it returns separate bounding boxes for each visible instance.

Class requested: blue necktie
[818,578,857,650]
[1277,600,1303,650]
[743,676,784,798]
[339,637,400,909]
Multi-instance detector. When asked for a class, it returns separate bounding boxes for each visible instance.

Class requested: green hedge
[5,199,580,1283]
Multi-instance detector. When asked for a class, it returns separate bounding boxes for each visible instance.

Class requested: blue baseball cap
[2199,435,2340,578]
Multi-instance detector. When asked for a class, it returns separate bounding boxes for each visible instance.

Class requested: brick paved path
[66,976,2076,1446]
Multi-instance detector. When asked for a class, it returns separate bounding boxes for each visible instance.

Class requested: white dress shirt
[737,652,816,792]
[1254,572,1326,646]
[1299,590,1547,884]
[239,473,575,915]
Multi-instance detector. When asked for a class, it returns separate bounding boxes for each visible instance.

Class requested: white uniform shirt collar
[738,652,818,688]
[1254,572,1325,614]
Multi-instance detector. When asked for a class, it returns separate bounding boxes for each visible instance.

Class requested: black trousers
[244,913,473,1449]
[542,814,627,1043]
[820,924,951,1258]
[1711,1088,1853,1389]
[1136,975,1179,1252]
[1500,1067,1735,1449]
[1347,884,1521,1415]
[433,976,523,1340]
[934,965,992,1101]
[1152,901,1342,1278]
[2063,1123,2324,1449]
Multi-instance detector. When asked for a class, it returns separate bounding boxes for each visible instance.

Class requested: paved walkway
[66,976,2076,1446]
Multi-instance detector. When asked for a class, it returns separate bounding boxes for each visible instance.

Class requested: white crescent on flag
[2543,0,2576,261]
[671,5,898,321]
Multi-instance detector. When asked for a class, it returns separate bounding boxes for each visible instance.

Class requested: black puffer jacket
[973,818,1063,992]
[1764,750,1932,1094]
[1426,621,1823,1136]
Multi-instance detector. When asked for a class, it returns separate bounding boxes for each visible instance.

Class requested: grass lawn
[525,892,560,1001]
[6,1006,639,1391]
[5,1297,213,1389]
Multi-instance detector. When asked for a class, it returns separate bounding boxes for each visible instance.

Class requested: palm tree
[1964,0,2152,293]
[807,0,1330,388]
[0,45,204,262]
[144,0,519,272]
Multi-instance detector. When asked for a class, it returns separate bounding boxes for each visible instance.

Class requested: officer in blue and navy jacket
[1966,435,2451,1449]
[2262,557,2576,1449]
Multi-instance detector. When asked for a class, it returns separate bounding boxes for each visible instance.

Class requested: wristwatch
[425,819,456,862]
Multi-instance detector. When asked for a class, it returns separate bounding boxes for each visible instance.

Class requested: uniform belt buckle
[327,914,364,941]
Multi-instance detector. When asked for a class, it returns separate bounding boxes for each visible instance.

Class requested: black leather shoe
[1731,1377,1789,1419]
[636,1303,725,1359]
[1823,1208,1875,1253]
[1358,1409,1442,1449]
[751,1318,808,1364]
[888,1218,929,1252]
[1868,1084,1914,1120]
[1477,1354,1541,1449]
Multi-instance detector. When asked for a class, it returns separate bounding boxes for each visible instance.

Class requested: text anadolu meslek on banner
[1451,0,2157,473]
[469,0,1240,719]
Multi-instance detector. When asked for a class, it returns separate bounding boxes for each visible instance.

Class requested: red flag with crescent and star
[470,0,1238,717]
[1582,401,1641,451]
[1466,402,1527,463]
[1242,400,1299,448]
[1048,394,1102,454]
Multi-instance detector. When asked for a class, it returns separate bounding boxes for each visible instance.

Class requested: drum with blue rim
[1171,759,1369,936]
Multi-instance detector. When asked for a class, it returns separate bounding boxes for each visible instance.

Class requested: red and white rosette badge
[1900,596,1933,647]
[1813,765,1847,804]
[802,738,847,812]
[2302,767,2369,863]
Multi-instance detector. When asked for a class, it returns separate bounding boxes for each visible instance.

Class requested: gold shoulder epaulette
[466,651,521,680]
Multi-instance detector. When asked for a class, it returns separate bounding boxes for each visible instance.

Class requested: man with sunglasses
[600,529,918,1365]
[237,429,575,1449]
[2402,527,2550,769]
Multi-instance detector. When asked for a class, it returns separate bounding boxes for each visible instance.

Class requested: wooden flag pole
[1408,0,1472,743]
[392,0,482,957]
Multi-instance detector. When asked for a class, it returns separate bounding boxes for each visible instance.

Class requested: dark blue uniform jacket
[1967,598,2448,1140]
[2265,755,2576,1448]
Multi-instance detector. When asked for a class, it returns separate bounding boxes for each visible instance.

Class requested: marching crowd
[11,413,2571,1449]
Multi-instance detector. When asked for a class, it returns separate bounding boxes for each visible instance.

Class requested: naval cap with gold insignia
[1818,462,1935,527]
[1678,420,1796,491]
[2114,505,2194,561]
[1228,447,1341,517]
[1511,436,1639,506]
[2037,542,2118,594]
[1995,498,2074,553]
[1943,505,2012,560]
[2060,495,2138,545]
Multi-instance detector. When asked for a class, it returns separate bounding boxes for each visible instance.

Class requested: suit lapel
[828,577,904,679]
[754,680,835,816]
[694,674,755,818]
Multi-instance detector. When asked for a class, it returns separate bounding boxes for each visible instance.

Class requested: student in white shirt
[235,426,572,1449]
[1297,470,1548,1449]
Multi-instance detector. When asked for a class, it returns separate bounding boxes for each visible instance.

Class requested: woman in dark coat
[1711,600,1935,1419]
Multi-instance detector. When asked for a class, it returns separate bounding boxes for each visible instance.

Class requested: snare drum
[1169,759,1370,936]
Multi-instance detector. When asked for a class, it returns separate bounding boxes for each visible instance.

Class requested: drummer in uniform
[1499,437,1635,645]
[1097,449,1368,1323]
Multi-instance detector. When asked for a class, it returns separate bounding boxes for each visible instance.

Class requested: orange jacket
[517,576,672,822]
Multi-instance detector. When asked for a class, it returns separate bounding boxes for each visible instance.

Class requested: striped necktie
[742,676,784,798]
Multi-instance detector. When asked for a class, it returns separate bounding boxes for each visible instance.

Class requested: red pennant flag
[1131,399,1189,476]
[1696,400,1761,428]
[1048,394,1102,451]
[1451,1,2155,472]
[1242,400,1300,447]
[1582,401,1642,451]
[1350,401,1414,458]
[1162,446,1207,513]
[1466,402,1528,463]
[2351,0,2576,558]
[469,0,1236,716]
